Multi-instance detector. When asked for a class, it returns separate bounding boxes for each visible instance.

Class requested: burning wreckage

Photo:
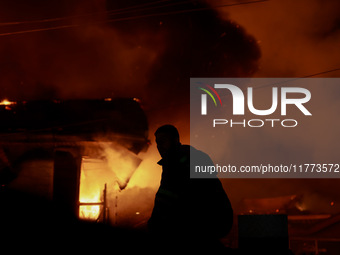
[1,99,340,254]
[0,98,149,223]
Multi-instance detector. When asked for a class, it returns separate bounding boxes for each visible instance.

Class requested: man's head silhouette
[154,125,180,158]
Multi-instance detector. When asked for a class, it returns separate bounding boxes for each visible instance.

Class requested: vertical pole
[115,185,118,226]
[103,183,107,224]
[315,239,319,255]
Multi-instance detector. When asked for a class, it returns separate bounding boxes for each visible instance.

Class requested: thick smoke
[3,0,340,218]
[0,0,261,148]
[0,0,260,105]
[0,0,262,217]
[211,0,340,214]
[0,0,159,101]
[214,0,340,77]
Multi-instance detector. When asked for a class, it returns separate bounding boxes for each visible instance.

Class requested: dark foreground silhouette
[0,188,235,254]
[148,125,234,253]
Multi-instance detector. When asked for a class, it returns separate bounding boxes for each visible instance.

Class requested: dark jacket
[148,144,233,239]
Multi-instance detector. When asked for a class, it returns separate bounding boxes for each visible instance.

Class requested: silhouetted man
[148,125,233,251]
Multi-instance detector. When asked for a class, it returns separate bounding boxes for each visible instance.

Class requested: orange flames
[78,156,121,221]
[78,157,103,220]
[0,99,16,110]
[78,144,145,222]
[0,99,16,105]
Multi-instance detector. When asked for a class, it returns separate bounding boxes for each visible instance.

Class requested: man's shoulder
[181,145,212,163]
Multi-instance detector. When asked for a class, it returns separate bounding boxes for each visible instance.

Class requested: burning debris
[0,99,16,106]
[0,1,339,254]
[241,195,303,215]
[0,98,150,225]
[78,142,143,222]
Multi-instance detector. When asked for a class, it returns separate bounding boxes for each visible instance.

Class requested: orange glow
[78,144,145,222]
[0,99,16,106]
[78,157,102,220]
[79,198,101,220]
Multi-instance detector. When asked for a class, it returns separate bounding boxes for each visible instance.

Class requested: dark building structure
[0,98,149,218]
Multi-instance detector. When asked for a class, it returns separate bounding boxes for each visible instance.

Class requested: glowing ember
[0,99,16,106]
[133,98,141,103]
